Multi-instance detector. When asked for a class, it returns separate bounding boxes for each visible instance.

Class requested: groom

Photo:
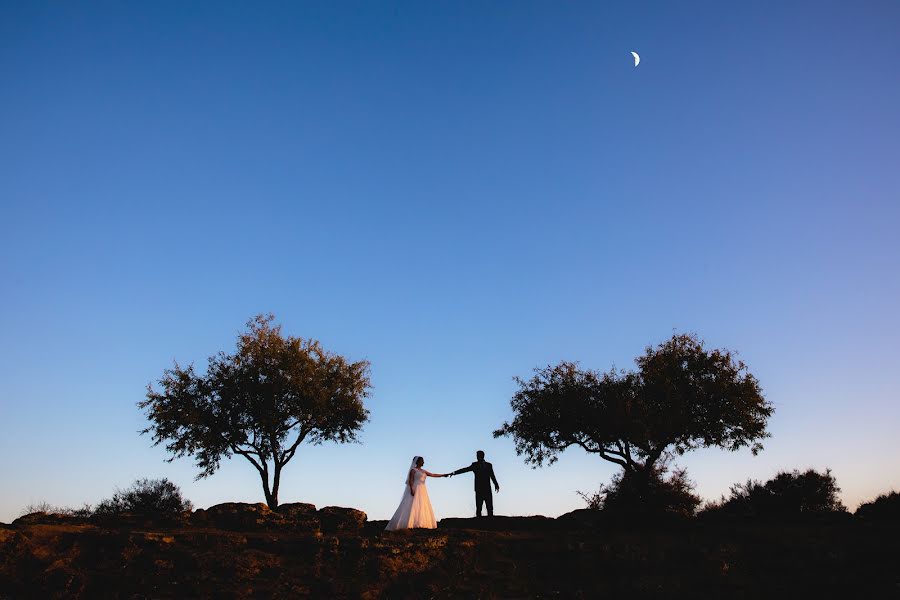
[451,450,500,517]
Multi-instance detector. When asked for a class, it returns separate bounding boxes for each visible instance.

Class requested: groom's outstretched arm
[452,464,474,476]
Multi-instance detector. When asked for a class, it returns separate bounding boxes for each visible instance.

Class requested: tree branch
[645,443,667,469]
[622,440,637,468]
[280,426,311,464]
[268,429,282,469]
[282,419,302,433]
[573,440,600,454]
[230,444,265,474]
[597,450,629,469]
[604,443,627,459]
[571,438,629,469]
[577,435,624,457]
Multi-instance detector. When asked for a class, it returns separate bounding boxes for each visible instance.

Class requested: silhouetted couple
[384,451,500,531]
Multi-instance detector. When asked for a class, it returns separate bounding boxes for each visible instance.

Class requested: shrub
[68,503,95,518]
[93,478,193,516]
[19,501,93,518]
[576,489,604,511]
[856,491,900,521]
[20,501,62,516]
[578,465,702,518]
[701,468,846,518]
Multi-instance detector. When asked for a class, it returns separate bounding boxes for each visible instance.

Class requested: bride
[385,456,449,531]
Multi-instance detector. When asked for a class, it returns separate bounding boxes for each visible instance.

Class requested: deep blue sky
[2,1,899,522]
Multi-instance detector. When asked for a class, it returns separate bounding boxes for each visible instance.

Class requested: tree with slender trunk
[139,314,371,509]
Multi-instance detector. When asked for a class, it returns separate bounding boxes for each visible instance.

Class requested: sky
[1,1,899,523]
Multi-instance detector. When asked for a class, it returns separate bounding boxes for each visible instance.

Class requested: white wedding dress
[385,464,437,530]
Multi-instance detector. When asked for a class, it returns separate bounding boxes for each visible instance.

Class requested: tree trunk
[626,463,654,508]
[270,463,282,510]
[262,485,278,509]
[259,469,279,510]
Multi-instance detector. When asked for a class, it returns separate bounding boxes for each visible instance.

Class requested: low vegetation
[855,490,900,521]
[578,464,701,517]
[93,478,193,515]
[19,478,191,518]
[699,468,846,518]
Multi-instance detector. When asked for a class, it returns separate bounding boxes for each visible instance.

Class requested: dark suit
[453,460,499,516]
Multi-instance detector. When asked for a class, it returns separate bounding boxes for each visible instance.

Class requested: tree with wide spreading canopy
[494,333,773,498]
[139,314,371,509]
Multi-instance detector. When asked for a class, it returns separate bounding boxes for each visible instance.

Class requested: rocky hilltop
[1,503,897,598]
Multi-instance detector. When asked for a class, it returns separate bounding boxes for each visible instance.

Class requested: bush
[575,489,604,511]
[93,478,193,516]
[578,465,702,518]
[19,501,93,518]
[701,468,846,518]
[855,491,900,521]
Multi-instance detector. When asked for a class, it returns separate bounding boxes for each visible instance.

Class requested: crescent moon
[631,51,640,67]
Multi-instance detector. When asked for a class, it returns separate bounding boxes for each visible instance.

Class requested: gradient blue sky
[2,1,899,523]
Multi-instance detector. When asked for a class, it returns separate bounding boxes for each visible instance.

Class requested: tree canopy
[494,333,773,481]
[139,314,371,509]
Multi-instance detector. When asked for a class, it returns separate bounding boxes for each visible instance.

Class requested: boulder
[197,502,279,530]
[277,503,320,531]
[276,502,317,519]
[317,506,367,532]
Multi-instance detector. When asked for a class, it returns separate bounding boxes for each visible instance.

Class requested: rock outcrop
[2,507,899,598]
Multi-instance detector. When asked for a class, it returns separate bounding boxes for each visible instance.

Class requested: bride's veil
[405,456,420,482]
